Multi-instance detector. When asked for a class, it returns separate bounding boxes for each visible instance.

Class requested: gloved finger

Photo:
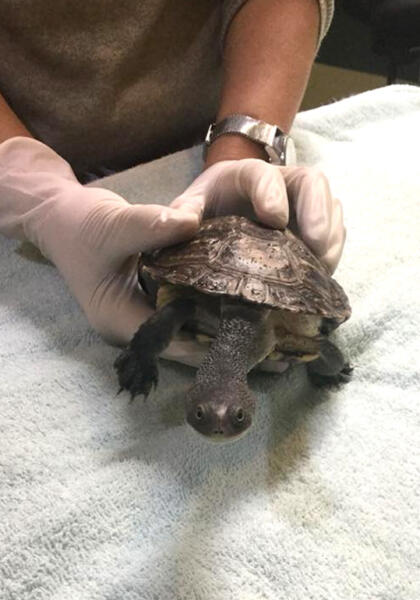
[172,171,254,222]
[129,204,201,253]
[216,159,289,228]
[316,198,346,273]
[170,177,207,216]
[170,162,254,220]
[88,273,155,346]
[161,339,209,369]
[171,159,289,227]
[95,273,208,366]
[85,252,210,366]
[281,166,337,259]
[83,202,201,263]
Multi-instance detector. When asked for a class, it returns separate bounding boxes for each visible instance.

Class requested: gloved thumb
[120,203,201,253]
[171,159,289,228]
[79,198,201,264]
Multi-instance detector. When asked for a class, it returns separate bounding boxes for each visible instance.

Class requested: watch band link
[204,114,295,166]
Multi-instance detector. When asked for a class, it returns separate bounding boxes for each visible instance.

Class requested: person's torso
[0,0,223,178]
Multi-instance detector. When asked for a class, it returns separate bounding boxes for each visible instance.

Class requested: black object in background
[318,1,420,84]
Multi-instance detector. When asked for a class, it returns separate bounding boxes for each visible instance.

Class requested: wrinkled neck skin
[195,298,271,389]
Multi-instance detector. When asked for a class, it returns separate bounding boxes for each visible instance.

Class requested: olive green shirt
[0,1,334,179]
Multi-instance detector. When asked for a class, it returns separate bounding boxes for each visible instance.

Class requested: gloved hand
[0,136,207,367]
[0,137,303,374]
[171,158,345,273]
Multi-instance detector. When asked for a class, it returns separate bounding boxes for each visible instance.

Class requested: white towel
[1,84,419,599]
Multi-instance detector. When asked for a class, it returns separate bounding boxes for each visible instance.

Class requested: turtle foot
[308,363,353,388]
[114,348,159,401]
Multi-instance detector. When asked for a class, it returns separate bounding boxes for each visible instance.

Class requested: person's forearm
[0,92,33,144]
[205,0,319,167]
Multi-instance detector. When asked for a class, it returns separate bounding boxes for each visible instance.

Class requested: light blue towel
[1,85,419,599]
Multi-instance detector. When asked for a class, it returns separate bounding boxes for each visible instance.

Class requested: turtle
[114,215,352,442]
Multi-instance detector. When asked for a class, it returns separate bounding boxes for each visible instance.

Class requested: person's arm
[205,0,320,167]
[173,0,345,274]
[0,92,33,143]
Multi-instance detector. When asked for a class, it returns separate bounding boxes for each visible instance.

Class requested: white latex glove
[171,158,345,273]
[0,136,206,365]
[0,138,291,374]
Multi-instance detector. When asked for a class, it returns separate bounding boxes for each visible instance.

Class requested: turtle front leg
[306,339,353,387]
[114,298,196,401]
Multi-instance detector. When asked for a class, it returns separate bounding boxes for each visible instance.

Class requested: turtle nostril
[213,429,224,435]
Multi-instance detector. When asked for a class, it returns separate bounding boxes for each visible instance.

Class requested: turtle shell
[140,215,351,323]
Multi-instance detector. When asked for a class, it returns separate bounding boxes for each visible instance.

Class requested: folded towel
[1,84,419,599]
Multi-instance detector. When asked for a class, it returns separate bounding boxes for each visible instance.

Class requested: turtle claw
[339,363,354,382]
[113,348,159,402]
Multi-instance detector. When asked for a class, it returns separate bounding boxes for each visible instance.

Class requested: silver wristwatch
[204,114,296,166]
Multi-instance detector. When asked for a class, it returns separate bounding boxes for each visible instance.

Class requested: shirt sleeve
[221,0,335,51]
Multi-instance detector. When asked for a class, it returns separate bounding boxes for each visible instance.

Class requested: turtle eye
[195,405,205,420]
[235,408,245,422]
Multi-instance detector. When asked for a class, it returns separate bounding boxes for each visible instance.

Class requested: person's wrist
[203,133,267,169]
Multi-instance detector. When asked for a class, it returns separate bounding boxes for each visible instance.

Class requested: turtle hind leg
[307,339,353,387]
[114,297,196,401]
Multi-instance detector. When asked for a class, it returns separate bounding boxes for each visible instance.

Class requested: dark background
[317,2,419,82]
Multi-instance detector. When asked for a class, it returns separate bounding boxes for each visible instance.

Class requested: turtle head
[185,380,256,442]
